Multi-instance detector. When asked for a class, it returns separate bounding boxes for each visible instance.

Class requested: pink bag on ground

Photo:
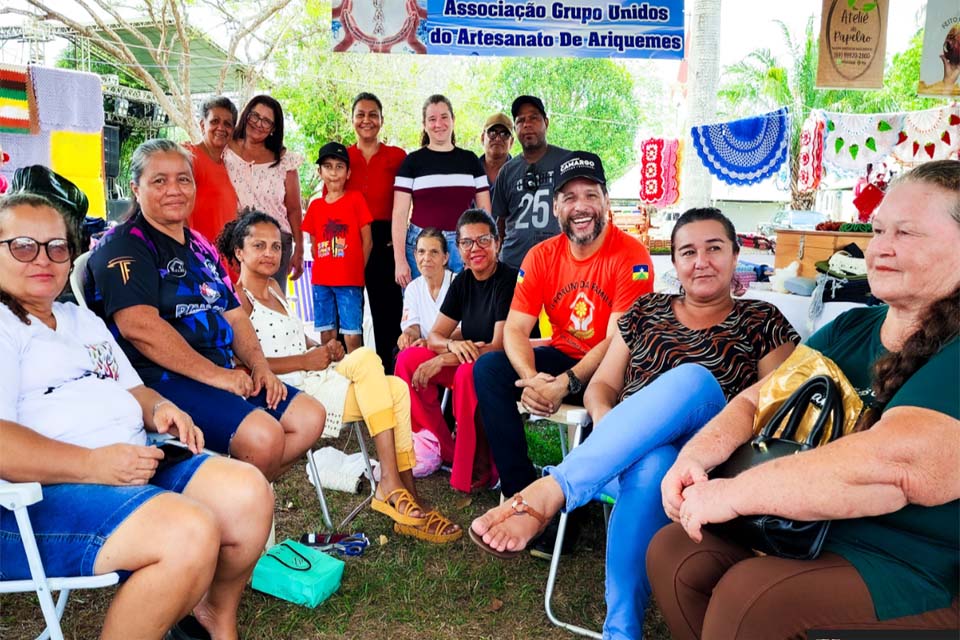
[411,429,442,478]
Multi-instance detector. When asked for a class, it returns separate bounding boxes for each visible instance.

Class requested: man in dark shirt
[491,95,569,271]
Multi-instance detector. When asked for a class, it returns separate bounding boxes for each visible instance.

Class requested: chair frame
[0,483,120,640]
[308,420,378,532]
[543,413,612,639]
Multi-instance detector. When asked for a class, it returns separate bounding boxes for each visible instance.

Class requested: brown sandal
[468,494,548,559]
[371,488,426,526]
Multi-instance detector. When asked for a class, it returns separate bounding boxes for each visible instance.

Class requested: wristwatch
[565,369,583,395]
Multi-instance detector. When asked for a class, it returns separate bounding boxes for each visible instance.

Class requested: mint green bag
[251,539,344,608]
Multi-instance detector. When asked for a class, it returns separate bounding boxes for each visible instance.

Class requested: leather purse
[708,375,845,560]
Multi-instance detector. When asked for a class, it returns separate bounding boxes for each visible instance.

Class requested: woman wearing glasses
[392,94,490,287]
[225,95,304,288]
[0,193,273,640]
[395,209,515,492]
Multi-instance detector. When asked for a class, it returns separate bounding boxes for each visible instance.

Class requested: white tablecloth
[741,288,864,341]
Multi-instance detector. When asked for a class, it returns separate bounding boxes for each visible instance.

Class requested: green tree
[718,17,945,209]
[489,57,644,181]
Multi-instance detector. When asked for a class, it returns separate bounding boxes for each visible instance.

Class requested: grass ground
[0,423,671,639]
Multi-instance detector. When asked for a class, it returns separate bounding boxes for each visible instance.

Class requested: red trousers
[394,346,496,492]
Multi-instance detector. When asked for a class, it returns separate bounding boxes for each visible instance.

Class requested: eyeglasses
[0,236,72,263]
[248,111,275,130]
[486,128,512,140]
[457,234,495,250]
[523,165,540,192]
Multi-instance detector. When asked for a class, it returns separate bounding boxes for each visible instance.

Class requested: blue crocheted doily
[692,107,790,186]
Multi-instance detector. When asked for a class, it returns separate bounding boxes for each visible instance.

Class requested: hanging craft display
[332,0,427,54]
[0,64,34,134]
[691,107,789,186]
[822,111,905,174]
[891,103,960,166]
[638,137,681,206]
[29,66,104,134]
[796,111,826,193]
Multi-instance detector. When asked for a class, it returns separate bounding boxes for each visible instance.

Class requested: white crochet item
[828,251,867,276]
[306,447,379,494]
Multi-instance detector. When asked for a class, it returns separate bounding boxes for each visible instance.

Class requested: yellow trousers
[335,347,416,472]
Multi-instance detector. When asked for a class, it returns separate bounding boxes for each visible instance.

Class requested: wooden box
[774,230,872,278]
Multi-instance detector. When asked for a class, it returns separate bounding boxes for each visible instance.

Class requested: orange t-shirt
[184,143,239,244]
[511,225,654,358]
[301,191,373,287]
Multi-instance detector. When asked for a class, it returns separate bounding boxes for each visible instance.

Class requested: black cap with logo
[316,141,350,168]
[511,95,547,119]
[554,151,606,191]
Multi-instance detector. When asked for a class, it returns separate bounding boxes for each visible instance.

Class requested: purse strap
[758,375,844,448]
[265,542,313,572]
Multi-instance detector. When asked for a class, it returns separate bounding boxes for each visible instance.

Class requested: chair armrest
[0,482,43,510]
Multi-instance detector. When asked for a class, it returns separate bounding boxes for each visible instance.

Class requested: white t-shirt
[0,301,146,450]
[400,270,454,336]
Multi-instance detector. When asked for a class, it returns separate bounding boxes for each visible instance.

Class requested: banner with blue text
[331,1,685,59]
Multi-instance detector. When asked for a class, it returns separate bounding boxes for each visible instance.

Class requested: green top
[805,305,959,620]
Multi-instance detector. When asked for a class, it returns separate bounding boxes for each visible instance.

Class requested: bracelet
[152,399,171,418]
[446,339,453,352]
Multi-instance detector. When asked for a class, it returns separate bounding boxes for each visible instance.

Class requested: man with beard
[473,151,654,558]
[490,96,569,270]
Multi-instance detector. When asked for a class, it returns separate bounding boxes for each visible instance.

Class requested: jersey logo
[632,264,649,281]
[199,282,221,304]
[167,258,186,278]
[517,268,525,284]
[107,256,135,284]
[568,291,595,340]
[204,259,223,283]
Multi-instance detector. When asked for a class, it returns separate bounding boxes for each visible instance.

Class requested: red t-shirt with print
[511,225,654,359]
[301,191,373,287]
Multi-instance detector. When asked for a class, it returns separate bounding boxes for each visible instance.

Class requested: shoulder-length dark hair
[216,209,282,270]
[234,94,286,168]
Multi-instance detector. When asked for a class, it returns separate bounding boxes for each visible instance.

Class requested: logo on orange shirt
[568,291,595,340]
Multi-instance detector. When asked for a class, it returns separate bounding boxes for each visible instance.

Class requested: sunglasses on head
[0,236,72,263]
[523,165,540,192]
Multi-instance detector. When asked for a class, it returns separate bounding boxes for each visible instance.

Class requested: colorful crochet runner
[638,137,681,206]
[891,103,960,166]
[691,107,789,186]
[0,64,33,134]
[822,111,905,175]
[797,111,826,193]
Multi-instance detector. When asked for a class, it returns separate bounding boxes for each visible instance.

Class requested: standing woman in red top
[345,93,407,373]
[184,96,239,247]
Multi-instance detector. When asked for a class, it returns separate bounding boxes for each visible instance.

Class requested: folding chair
[543,409,614,639]
[0,483,120,640]
[307,419,378,531]
[68,251,91,309]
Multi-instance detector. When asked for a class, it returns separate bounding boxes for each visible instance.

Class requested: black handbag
[707,375,844,560]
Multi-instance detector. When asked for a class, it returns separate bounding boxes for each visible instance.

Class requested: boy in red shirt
[302,142,373,352]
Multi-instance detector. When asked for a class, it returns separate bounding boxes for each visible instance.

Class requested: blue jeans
[313,284,363,334]
[0,454,210,581]
[473,346,579,497]
[405,222,463,279]
[544,363,726,640]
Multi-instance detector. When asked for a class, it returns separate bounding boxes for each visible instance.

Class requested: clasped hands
[516,371,567,417]
[661,457,740,543]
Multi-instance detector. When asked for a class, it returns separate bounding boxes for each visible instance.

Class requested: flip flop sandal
[394,511,463,544]
[468,494,548,560]
[371,487,427,526]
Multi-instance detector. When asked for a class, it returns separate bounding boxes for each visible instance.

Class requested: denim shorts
[150,376,300,454]
[313,285,363,334]
[0,453,210,582]
[405,222,463,279]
